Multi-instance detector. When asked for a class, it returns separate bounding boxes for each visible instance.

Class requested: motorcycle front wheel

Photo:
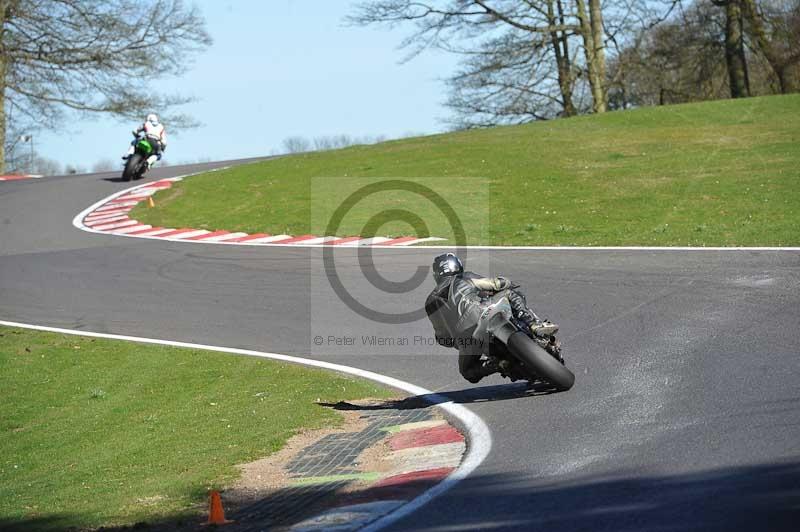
[507,331,575,391]
[122,154,143,181]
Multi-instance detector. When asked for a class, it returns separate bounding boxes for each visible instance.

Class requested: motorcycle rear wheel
[507,331,575,391]
[122,154,143,181]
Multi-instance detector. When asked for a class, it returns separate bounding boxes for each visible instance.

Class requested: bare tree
[349,1,610,126]
[313,136,335,151]
[0,0,212,172]
[306,134,391,153]
[351,1,693,125]
[603,0,686,109]
[610,2,730,105]
[610,0,798,104]
[32,153,61,175]
[282,136,311,153]
[330,134,354,148]
[442,22,586,127]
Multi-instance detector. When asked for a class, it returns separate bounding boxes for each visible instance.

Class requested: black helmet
[432,253,463,283]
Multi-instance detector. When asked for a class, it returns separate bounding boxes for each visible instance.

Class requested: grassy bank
[133,95,800,246]
[0,326,389,530]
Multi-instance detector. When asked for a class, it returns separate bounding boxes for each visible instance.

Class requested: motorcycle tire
[122,154,143,182]
[507,331,575,391]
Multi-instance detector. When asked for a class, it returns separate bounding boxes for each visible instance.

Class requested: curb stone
[77,178,445,247]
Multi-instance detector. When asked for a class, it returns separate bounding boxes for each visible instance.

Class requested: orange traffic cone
[147,196,155,208]
[207,490,233,526]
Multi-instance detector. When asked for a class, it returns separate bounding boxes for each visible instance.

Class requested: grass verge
[0,326,390,530]
[132,95,800,246]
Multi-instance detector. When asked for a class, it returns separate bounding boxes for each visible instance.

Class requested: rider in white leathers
[122,113,167,168]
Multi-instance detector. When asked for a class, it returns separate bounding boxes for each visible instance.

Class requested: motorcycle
[121,134,154,181]
[473,293,575,391]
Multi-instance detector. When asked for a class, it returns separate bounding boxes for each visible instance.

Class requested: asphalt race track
[1,163,799,531]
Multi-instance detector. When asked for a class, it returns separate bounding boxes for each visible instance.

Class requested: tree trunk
[0,1,7,174]
[741,0,788,94]
[548,0,576,116]
[588,0,607,112]
[724,0,750,98]
[776,67,788,94]
[575,0,607,113]
[0,60,6,175]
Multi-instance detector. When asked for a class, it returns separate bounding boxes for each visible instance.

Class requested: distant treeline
[280,133,410,154]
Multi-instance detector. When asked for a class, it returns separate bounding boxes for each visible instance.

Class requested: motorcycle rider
[425,253,557,383]
[122,113,167,169]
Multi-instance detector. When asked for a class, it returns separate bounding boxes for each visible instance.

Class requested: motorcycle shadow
[102,176,137,183]
[320,380,561,412]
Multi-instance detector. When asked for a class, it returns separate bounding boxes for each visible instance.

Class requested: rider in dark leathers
[425,253,553,383]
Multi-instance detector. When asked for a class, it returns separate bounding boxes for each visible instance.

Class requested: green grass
[133,95,800,246]
[0,326,390,530]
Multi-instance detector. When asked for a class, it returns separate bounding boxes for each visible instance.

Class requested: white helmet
[146,113,159,126]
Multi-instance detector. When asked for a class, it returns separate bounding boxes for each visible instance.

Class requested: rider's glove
[471,276,511,293]
[494,276,511,291]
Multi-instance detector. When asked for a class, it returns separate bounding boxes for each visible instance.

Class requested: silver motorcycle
[473,293,575,391]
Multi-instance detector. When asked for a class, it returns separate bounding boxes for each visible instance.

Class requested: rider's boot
[146,155,158,169]
[481,357,500,376]
[460,356,499,384]
[531,320,559,337]
[470,358,500,383]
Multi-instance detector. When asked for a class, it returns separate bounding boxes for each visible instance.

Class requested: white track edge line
[0,318,492,531]
[72,176,800,251]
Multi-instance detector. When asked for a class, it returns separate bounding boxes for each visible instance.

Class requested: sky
[37,1,459,170]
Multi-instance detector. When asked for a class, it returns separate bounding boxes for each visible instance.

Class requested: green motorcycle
[122,136,154,181]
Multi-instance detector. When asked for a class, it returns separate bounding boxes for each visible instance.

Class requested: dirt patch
[222,401,377,510]
[355,434,393,480]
